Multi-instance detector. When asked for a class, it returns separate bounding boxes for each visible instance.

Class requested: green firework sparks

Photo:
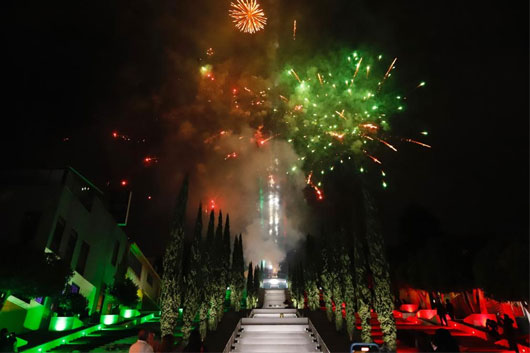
[278,50,425,192]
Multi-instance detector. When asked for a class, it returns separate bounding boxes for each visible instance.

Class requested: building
[0,168,160,333]
[127,243,161,310]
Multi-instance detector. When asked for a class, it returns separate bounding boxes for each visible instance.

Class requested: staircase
[225,289,329,353]
[45,313,160,352]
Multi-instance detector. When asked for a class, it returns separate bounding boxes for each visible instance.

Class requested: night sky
[2,0,527,258]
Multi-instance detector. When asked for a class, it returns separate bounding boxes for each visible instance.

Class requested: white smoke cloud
[186,127,309,268]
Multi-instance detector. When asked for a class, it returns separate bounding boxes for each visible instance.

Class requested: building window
[146,272,154,287]
[70,284,80,294]
[64,229,78,267]
[76,241,90,276]
[50,217,65,252]
[20,211,41,241]
[111,241,120,266]
[127,252,142,279]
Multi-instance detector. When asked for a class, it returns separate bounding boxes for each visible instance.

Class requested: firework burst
[229,0,267,34]
[279,50,429,193]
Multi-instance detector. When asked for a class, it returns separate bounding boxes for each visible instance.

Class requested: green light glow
[280,49,405,188]
[120,308,140,319]
[101,314,120,325]
[49,317,76,332]
[25,313,156,353]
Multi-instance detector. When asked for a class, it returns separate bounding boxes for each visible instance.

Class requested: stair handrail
[308,318,331,353]
[222,318,242,353]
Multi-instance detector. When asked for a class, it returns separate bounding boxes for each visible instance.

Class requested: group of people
[0,328,16,352]
[487,314,519,352]
[434,298,455,326]
[415,328,460,352]
[129,328,206,353]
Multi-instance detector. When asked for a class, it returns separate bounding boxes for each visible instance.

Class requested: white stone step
[236,331,313,340]
[232,343,319,352]
[253,313,298,318]
[242,318,308,325]
[241,324,309,332]
[236,336,316,344]
[252,309,297,314]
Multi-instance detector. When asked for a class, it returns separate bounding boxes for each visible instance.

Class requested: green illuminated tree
[362,189,396,350]
[303,234,320,311]
[213,211,226,326]
[353,234,372,344]
[109,277,139,309]
[55,292,89,317]
[181,204,204,344]
[230,234,245,311]
[160,177,188,336]
[320,247,334,322]
[253,264,261,305]
[0,243,72,311]
[246,262,254,309]
[205,210,218,331]
[109,245,139,311]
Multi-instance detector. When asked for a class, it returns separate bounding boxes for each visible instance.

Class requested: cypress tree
[223,214,231,271]
[160,177,188,336]
[193,204,209,341]
[215,211,223,265]
[181,203,204,344]
[353,232,373,344]
[230,234,245,311]
[253,264,261,305]
[362,189,396,350]
[320,243,334,322]
[206,210,215,246]
[246,262,254,309]
[213,210,224,326]
[236,234,245,311]
[341,247,356,341]
[304,234,320,311]
[332,231,348,332]
[230,235,239,309]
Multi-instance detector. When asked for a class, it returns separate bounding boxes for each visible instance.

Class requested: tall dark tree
[230,234,245,311]
[246,262,256,308]
[303,234,320,310]
[215,210,223,247]
[181,203,204,343]
[223,214,231,270]
[253,264,261,304]
[353,232,372,344]
[109,243,139,311]
[206,210,215,246]
[193,204,209,341]
[160,176,188,336]
[362,189,396,350]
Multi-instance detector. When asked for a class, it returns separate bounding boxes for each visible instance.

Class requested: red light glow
[121,180,128,186]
